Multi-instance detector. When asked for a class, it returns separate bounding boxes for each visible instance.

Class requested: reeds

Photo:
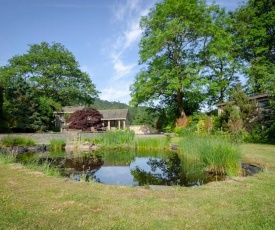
[99,130,135,149]
[0,136,35,147]
[178,136,241,177]
[135,136,169,150]
[0,153,17,164]
[50,139,66,151]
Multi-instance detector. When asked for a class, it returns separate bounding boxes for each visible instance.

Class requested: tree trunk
[177,90,186,117]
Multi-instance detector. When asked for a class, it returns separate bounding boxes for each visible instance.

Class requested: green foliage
[0,136,35,147]
[91,99,128,110]
[135,137,169,150]
[131,107,157,128]
[216,85,258,142]
[178,136,241,177]
[0,42,98,132]
[4,77,52,132]
[49,139,66,151]
[0,153,17,164]
[130,0,215,117]
[233,0,275,96]
[174,127,194,137]
[25,159,61,177]
[100,130,135,149]
[202,6,241,105]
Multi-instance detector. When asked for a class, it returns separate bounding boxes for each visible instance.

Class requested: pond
[16,150,223,187]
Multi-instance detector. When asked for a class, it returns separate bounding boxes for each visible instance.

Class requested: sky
[0,0,246,105]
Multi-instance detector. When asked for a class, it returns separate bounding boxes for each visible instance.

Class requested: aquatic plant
[178,136,241,177]
[0,153,17,164]
[100,130,135,149]
[50,139,66,151]
[135,136,169,150]
[0,136,35,147]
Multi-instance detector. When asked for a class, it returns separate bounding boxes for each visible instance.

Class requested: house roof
[60,106,85,113]
[216,93,269,107]
[55,107,129,121]
[98,109,129,120]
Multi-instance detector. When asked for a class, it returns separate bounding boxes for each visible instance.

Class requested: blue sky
[0,0,246,105]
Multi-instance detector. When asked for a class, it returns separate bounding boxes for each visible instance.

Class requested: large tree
[0,42,99,132]
[130,0,227,118]
[2,42,98,106]
[201,7,241,104]
[233,0,275,96]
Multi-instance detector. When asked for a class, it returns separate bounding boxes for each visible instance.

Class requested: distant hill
[91,99,129,110]
[90,99,156,127]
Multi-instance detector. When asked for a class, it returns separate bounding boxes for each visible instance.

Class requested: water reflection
[16,150,214,187]
[131,153,182,186]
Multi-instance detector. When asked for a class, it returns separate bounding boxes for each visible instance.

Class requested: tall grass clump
[179,136,241,177]
[135,136,169,150]
[0,153,17,164]
[0,136,35,147]
[25,159,61,177]
[100,130,135,148]
[50,139,66,151]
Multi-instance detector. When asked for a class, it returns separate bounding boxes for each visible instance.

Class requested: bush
[0,136,35,147]
[174,126,194,137]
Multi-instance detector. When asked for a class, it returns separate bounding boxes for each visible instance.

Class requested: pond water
[16,150,221,187]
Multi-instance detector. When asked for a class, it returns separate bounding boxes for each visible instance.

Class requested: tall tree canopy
[233,0,275,96]
[130,0,236,118]
[0,42,99,132]
[202,8,241,104]
[2,42,98,106]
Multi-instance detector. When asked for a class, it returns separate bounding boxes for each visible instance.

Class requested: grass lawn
[0,143,275,229]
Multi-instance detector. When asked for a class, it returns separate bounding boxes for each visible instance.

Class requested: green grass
[178,136,241,177]
[50,139,66,151]
[0,143,275,229]
[0,135,35,147]
[135,136,169,150]
[99,130,135,149]
[0,152,61,177]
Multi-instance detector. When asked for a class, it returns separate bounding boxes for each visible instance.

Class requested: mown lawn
[0,143,275,230]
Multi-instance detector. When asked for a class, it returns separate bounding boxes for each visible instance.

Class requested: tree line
[0,0,274,142]
[129,0,275,141]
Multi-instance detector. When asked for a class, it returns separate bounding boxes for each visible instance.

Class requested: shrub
[174,126,194,137]
[0,136,35,147]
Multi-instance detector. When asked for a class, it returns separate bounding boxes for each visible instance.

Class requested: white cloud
[100,80,131,104]
[113,59,135,80]
[123,21,142,50]
[100,0,158,103]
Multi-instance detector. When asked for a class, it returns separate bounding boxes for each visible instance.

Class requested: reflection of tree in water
[131,153,182,186]
[37,153,104,181]
[131,153,208,186]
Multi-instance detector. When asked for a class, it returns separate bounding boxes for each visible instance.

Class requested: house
[216,93,270,116]
[54,106,130,131]
[99,109,130,131]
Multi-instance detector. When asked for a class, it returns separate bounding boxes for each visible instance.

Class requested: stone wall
[129,125,152,134]
[0,132,102,145]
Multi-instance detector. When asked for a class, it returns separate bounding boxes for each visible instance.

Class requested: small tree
[66,108,103,131]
